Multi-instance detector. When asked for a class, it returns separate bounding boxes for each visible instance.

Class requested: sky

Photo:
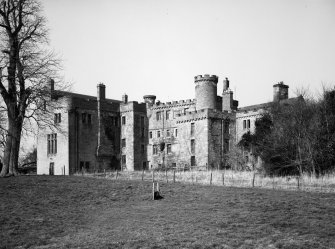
[42,0,335,107]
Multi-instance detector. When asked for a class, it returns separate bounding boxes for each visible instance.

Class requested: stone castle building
[37,75,291,175]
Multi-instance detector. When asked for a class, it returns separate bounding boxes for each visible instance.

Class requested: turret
[122,93,128,104]
[273,82,289,101]
[194,74,218,110]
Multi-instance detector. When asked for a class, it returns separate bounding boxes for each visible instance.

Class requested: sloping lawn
[0,176,335,249]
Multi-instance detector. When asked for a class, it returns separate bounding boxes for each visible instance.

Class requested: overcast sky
[42,0,335,107]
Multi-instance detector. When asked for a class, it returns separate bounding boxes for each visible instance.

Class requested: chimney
[143,95,156,107]
[273,82,289,101]
[223,77,229,92]
[97,83,106,100]
[122,93,128,104]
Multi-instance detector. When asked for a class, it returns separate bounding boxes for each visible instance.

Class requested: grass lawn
[1,176,335,249]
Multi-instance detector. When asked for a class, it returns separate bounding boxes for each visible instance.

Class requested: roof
[53,90,122,103]
[238,97,302,112]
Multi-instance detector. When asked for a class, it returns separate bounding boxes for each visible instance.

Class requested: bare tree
[0,0,64,176]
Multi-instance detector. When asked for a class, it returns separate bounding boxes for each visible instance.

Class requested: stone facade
[37,76,293,175]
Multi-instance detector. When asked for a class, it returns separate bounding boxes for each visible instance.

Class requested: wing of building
[37,76,294,175]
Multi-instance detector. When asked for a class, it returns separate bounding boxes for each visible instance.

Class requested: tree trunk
[0,130,12,177]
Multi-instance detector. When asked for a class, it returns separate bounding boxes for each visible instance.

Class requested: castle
[37,75,291,175]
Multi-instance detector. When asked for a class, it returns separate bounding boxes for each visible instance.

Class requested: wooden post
[152,170,154,182]
[222,172,224,186]
[252,172,256,188]
[210,172,212,185]
[165,170,168,183]
[173,170,176,183]
[142,169,144,181]
[152,182,155,200]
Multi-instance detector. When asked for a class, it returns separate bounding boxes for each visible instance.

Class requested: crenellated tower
[194,74,218,110]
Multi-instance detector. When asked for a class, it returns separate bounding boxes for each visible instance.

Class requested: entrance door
[49,162,54,175]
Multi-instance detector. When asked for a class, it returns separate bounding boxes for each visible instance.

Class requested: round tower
[194,74,218,110]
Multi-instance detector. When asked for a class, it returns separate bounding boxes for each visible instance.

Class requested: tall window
[82,113,87,123]
[156,111,161,121]
[243,120,246,130]
[87,114,92,124]
[122,155,126,165]
[54,113,61,124]
[153,145,158,155]
[122,116,126,125]
[141,144,145,154]
[167,144,172,154]
[166,110,170,120]
[157,130,160,138]
[47,134,57,155]
[247,119,251,129]
[175,128,178,137]
[191,139,195,154]
[191,156,196,166]
[224,121,229,134]
[121,138,126,148]
[149,131,152,139]
[191,123,195,136]
[166,129,170,137]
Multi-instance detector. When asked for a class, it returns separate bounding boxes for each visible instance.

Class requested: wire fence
[76,169,335,193]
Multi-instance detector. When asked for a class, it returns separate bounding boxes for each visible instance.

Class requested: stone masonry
[37,75,292,175]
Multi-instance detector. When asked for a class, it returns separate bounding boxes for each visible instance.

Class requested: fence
[77,169,335,193]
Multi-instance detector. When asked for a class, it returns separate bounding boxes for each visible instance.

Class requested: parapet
[194,74,218,83]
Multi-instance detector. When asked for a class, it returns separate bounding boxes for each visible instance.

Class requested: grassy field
[1,176,335,249]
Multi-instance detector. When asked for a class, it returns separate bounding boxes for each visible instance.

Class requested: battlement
[194,74,218,83]
[150,99,196,109]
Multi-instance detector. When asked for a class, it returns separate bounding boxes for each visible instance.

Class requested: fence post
[173,170,176,183]
[142,169,144,181]
[152,170,154,182]
[222,172,224,186]
[252,172,256,188]
[152,182,155,200]
[210,172,212,185]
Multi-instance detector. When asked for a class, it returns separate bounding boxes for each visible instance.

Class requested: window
[141,144,145,154]
[142,128,145,138]
[82,113,87,123]
[166,110,171,120]
[191,139,195,154]
[172,163,176,168]
[247,119,251,129]
[191,156,196,166]
[87,114,92,124]
[166,129,170,137]
[175,128,178,137]
[153,145,158,155]
[142,161,147,170]
[54,113,61,124]
[156,111,161,121]
[167,144,172,154]
[141,116,145,127]
[121,138,126,148]
[184,108,189,114]
[191,123,195,136]
[224,121,229,134]
[224,139,230,153]
[114,116,119,126]
[47,133,57,154]
[80,161,84,170]
[122,155,126,165]
[157,130,160,138]
[49,162,54,175]
[85,161,90,170]
[149,131,152,139]
[243,120,246,130]
[122,116,126,125]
